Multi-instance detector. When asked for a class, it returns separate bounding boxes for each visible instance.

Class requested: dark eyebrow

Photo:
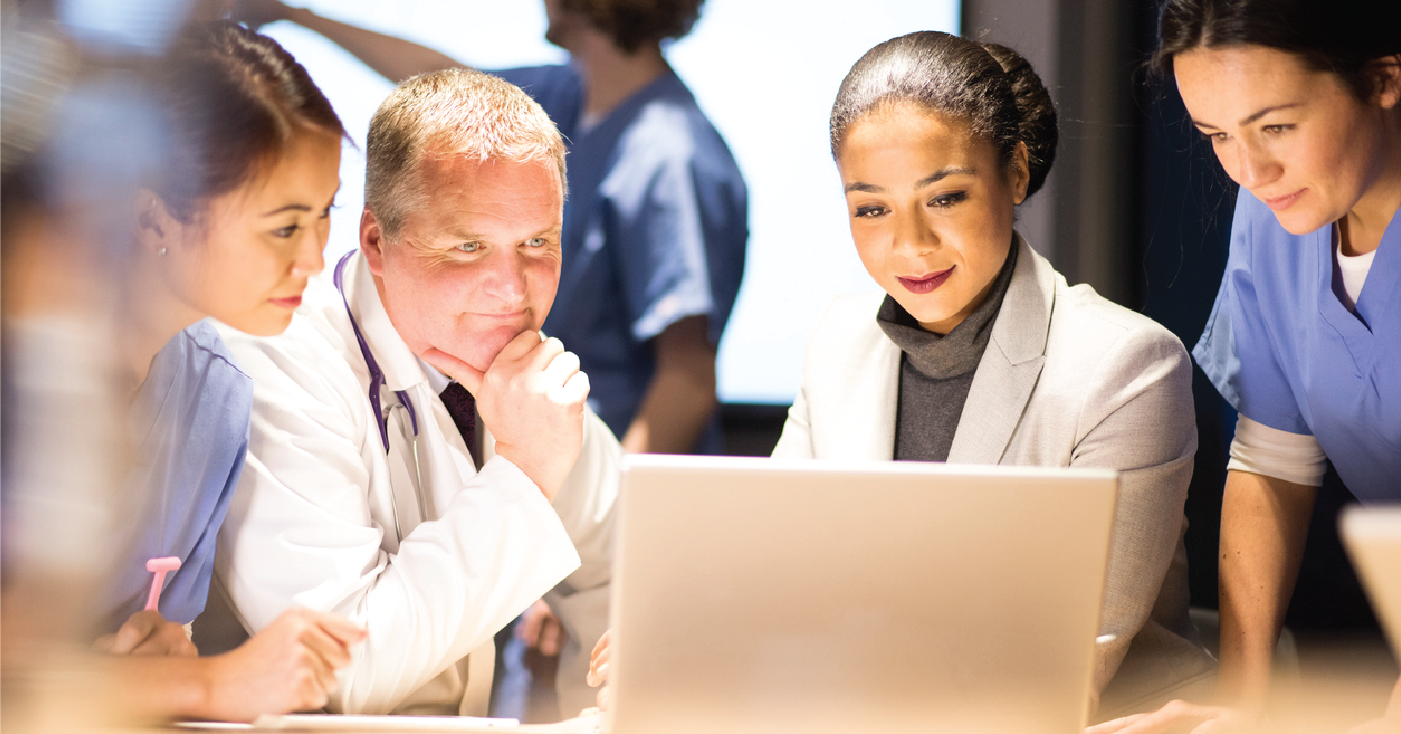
[915,166,975,188]
[1195,103,1304,130]
[262,204,315,216]
[844,166,976,194]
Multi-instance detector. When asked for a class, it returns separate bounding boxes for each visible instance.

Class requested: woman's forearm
[289,7,466,83]
[621,316,716,454]
[105,655,218,723]
[1216,469,1317,707]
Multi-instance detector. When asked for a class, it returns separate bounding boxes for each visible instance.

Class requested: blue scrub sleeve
[610,116,719,343]
[1192,199,1312,436]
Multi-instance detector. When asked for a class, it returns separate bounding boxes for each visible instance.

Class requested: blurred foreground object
[1340,508,1401,732]
[2,0,198,729]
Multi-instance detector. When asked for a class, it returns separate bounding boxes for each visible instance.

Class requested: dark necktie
[439,381,479,465]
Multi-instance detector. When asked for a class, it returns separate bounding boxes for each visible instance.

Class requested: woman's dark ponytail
[979,43,1058,198]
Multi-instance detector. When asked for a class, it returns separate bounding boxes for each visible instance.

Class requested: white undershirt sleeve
[1227,414,1327,487]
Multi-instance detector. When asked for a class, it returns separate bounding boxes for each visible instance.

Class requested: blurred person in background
[589,30,1216,723]
[1094,1,1401,733]
[3,16,365,726]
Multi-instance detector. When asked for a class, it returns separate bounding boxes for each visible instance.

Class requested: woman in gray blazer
[770,31,1215,720]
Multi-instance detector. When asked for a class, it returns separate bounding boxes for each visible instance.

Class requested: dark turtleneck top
[877,241,1019,462]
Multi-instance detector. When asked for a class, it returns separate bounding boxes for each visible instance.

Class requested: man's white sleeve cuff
[1227,415,1326,487]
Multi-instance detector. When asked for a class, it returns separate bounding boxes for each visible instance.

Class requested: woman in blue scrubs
[92,22,366,721]
[1093,1,1401,732]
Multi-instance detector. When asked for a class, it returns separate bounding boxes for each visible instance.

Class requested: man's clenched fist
[423,332,589,499]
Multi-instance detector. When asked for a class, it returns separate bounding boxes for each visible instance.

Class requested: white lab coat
[214,251,619,715]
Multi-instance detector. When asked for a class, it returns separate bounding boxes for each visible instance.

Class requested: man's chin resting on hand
[214,68,619,717]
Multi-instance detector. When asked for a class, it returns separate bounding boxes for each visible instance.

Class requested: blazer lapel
[947,235,1055,464]
[843,333,901,461]
[813,292,902,461]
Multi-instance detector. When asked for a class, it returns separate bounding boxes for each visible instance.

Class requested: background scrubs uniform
[1193,190,1400,501]
[496,65,748,451]
[101,319,253,630]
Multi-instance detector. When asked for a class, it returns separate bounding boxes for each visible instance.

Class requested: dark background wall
[720,0,1379,636]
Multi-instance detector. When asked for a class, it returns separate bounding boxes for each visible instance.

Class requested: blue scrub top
[1193,190,1401,502]
[495,65,748,445]
[102,319,252,630]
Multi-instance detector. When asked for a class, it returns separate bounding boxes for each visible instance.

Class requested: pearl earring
[157,247,168,257]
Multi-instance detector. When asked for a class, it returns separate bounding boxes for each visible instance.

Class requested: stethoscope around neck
[333,251,424,542]
[334,251,417,452]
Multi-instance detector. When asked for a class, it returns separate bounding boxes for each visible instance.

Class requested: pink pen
[144,556,181,611]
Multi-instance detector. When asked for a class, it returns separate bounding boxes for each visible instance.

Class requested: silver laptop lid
[608,455,1118,734]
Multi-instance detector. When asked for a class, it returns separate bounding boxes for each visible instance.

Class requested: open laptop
[607,454,1119,734]
[1341,506,1401,660]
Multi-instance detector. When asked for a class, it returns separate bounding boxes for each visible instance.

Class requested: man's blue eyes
[458,238,549,252]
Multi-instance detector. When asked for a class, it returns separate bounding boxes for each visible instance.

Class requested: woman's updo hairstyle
[829,31,1059,199]
[1153,0,1401,101]
[148,21,344,224]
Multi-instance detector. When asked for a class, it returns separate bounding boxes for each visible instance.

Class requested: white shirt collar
[418,356,452,394]
[344,250,429,393]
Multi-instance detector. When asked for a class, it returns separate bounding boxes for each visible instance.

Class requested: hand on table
[586,630,612,711]
[95,610,197,657]
[423,332,588,500]
[516,599,566,657]
[201,606,366,722]
[1088,701,1261,734]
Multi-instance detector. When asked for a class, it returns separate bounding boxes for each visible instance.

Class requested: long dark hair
[149,22,343,223]
[829,31,1059,199]
[1153,0,1401,99]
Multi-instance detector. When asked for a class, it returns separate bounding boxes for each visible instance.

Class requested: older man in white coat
[214,69,617,717]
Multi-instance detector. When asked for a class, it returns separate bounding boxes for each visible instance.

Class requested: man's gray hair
[365,68,567,240]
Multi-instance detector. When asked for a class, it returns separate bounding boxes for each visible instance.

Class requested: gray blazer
[773,235,1215,715]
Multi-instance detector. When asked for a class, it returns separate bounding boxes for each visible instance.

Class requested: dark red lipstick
[897,267,954,294]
